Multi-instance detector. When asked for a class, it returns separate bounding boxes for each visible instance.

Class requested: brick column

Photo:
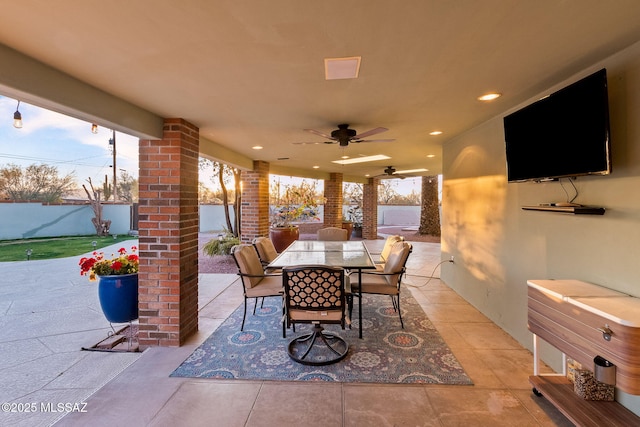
[323,173,343,227]
[240,160,270,244]
[138,118,199,348]
[362,177,378,239]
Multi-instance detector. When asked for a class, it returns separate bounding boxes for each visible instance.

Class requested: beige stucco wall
[441,40,640,413]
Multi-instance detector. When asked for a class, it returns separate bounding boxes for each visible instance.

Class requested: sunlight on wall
[442,174,507,285]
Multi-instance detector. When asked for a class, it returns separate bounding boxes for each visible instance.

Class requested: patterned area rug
[171,292,473,384]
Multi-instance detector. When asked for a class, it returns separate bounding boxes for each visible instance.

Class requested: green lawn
[0,235,138,262]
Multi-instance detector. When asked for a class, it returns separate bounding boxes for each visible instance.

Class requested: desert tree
[199,159,239,236]
[116,170,138,203]
[82,177,111,236]
[0,163,76,202]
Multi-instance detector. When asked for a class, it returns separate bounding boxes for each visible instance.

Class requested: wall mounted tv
[504,68,611,183]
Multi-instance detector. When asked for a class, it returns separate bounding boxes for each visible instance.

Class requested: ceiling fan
[374,166,415,179]
[295,124,395,147]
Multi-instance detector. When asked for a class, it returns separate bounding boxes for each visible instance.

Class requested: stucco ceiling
[2,1,640,180]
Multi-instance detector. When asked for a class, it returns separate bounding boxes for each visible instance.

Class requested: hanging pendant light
[13,101,23,128]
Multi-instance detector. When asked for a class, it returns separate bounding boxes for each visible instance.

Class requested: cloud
[0,96,139,183]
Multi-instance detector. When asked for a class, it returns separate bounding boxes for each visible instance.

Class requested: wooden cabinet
[527,279,640,426]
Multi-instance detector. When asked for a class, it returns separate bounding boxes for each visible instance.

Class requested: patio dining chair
[372,234,404,271]
[317,226,348,241]
[349,241,412,329]
[252,236,280,272]
[282,265,350,365]
[231,244,283,331]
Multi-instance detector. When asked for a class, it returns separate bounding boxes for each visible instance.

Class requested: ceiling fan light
[325,56,361,80]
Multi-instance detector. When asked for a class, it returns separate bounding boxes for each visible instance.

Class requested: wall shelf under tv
[522,205,605,215]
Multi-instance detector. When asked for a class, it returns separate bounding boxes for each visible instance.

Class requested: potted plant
[269,183,322,251]
[79,246,139,323]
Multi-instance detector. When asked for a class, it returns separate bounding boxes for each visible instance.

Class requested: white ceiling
[2,1,640,180]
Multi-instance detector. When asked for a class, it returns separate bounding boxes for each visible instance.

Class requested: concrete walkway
[0,239,244,427]
[0,242,146,426]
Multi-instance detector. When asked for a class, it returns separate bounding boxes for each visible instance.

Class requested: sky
[0,95,139,188]
[0,95,422,195]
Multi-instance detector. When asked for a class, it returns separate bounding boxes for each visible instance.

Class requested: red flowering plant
[79,246,139,281]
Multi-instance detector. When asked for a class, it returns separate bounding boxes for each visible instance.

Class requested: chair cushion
[253,237,278,262]
[245,275,283,298]
[233,245,265,288]
[351,272,397,295]
[383,241,411,284]
[317,227,348,241]
[288,309,343,322]
[379,235,403,263]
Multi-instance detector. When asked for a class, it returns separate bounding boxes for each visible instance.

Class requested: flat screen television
[504,68,611,183]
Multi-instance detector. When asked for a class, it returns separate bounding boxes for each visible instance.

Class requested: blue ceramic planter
[98,273,139,323]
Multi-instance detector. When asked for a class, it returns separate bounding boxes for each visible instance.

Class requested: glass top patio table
[268,240,376,269]
[268,240,375,338]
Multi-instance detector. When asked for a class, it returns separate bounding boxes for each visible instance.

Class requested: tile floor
[57,241,573,426]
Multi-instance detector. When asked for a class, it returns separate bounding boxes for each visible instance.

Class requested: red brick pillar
[362,177,378,239]
[240,160,270,244]
[323,173,343,228]
[138,118,199,348]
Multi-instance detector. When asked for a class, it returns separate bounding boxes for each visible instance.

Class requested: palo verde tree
[0,163,76,202]
[199,159,240,237]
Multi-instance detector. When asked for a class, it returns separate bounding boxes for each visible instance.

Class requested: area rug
[171,291,472,384]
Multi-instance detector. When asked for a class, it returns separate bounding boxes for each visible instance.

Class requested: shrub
[203,233,240,256]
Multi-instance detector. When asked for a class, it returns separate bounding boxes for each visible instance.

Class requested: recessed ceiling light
[312,165,320,169]
[332,154,391,165]
[426,154,435,158]
[477,93,501,101]
[252,145,263,150]
[429,131,443,136]
[325,56,361,80]
[341,155,349,159]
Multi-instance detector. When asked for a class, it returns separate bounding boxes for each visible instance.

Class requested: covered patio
[4,2,640,424]
[36,240,566,426]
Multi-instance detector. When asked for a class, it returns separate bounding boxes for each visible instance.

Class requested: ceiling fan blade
[304,128,334,139]
[352,138,395,143]
[292,141,334,145]
[353,127,388,139]
[383,174,407,180]
[373,173,406,179]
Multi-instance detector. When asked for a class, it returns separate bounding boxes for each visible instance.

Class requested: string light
[13,101,23,128]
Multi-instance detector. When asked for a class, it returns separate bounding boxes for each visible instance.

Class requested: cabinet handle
[597,325,613,341]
